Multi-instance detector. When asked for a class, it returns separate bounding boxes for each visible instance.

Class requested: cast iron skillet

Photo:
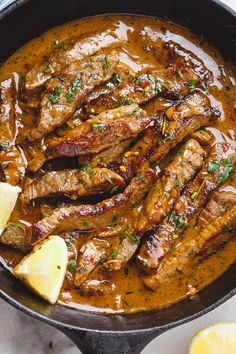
[0,0,235,353]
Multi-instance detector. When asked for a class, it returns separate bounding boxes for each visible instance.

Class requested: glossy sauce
[0,15,236,313]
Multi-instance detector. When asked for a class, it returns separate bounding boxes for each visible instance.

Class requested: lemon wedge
[189,322,236,354]
[14,235,68,304]
[0,182,21,235]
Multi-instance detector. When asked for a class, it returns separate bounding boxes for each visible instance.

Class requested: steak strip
[47,104,153,158]
[20,168,125,205]
[25,29,120,90]
[26,52,119,142]
[112,91,220,181]
[144,200,236,290]
[0,223,31,252]
[137,139,205,231]
[85,65,202,115]
[30,168,157,245]
[137,142,234,273]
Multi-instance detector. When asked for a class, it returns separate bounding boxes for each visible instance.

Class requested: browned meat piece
[84,62,136,115]
[137,142,234,273]
[104,232,140,271]
[191,129,214,145]
[0,146,26,186]
[78,139,132,168]
[20,168,125,204]
[137,139,205,231]
[79,279,116,296]
[26,52,119,142]
[25,29,120,90]
[0,77,16,145]
[165,40,213,84]
[0,223,31,252]
[30,168,157,245]
[85,65,201,115]
[113,91,220,181]
[74,238,109,287]
[198,191,236,228]
[46,104,153,158]
[144,203,236,290]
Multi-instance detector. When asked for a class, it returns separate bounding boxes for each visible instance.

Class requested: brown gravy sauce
[0,15,236,314]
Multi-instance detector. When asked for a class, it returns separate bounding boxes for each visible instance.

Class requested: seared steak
[30,168,157,244]
[84,64,204,115]
[20,168,125,204]
[112,91,220,181]
[0,146,26,185]
[26,52,119,141]
[25,30,120,90]
[46,104,153,158]
[137,142,234,273]
[74,238,109,287]
[0,223,31,252]
[79,279,116,296]
[144,200,236,290]
[137,139,205,231]
[0,77,16,145]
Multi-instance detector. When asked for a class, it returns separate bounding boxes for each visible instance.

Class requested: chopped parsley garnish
[110,185,118,194]
[110,249,118,259]
[48,93,59,104]
[208,160,221,172]
[125,231,140,244]
[106,82,115,90]
[137,173,143,181]
[188,80,196,89]
[61,41,70,50]
[65,92,74,102]
[103,55,110,73]
[218,158,234,183]
[71,79,79,94]
[155,83,162,94]
[147,74,155,83]
[91,122,107,132]
[54,86,61,96]
[134,76,141,85]
[57,265,61,270]
[9,223,24,230]
[168,212,185,231]
[80,165,91,171]
[44,66,52,73]
[111,73,122,85]
[0,142,9,150]
[191,178,206,200]
[67,259,76,272]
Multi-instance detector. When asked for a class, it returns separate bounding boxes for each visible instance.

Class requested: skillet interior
[0,0,236,352]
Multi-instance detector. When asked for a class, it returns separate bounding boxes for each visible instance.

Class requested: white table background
[0,0,235,353]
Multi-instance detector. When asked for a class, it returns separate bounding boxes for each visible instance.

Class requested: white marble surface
[0,0,235,353]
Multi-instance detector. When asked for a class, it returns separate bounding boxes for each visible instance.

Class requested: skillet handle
[60,327,163,354]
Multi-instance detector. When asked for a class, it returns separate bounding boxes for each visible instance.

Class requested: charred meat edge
[30,168,157,245]
[144,201,236,290]
[137,142,233,273]
[25,29,121,90]
[26,52,119,142]
[20,167,125,205]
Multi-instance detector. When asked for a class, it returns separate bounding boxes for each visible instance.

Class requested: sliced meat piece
[20,168,125,205]
[165,40,213,83]
[191,129,214,145]
[0,146,26,185]
[144,203,236,290]
[137,142,234,273]
[79,279,116,296]
[137,139,205,230]
[74,238,109,287]
[112,91,220,181]
[0,77,16,145]
[84,65,201,115]
[0,223,31,252]
[30,168,157,245]
[47,104,153,158]
[104,231,140,271]
[25,29,120,90]
[78,139,132,168]
[198,191,236,228]
[26,52,119,142]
